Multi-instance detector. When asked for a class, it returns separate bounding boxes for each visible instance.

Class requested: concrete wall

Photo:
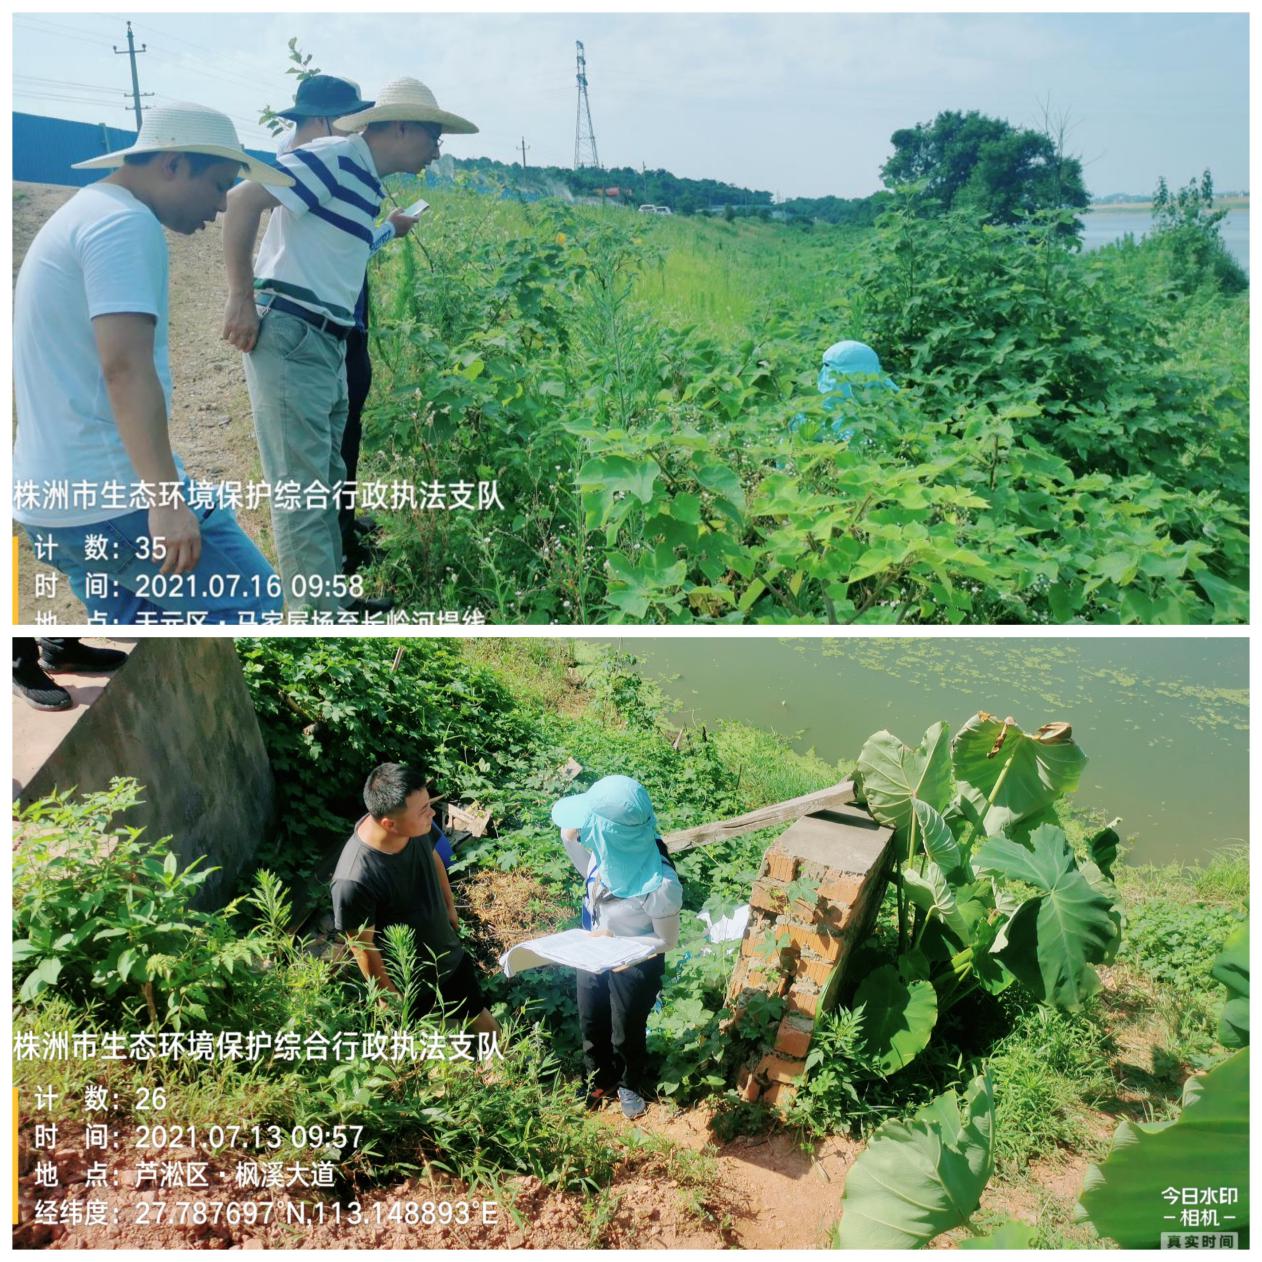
[20,640,275,908]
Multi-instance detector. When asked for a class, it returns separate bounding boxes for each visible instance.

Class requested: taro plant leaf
[1077,1048,1249,1248]
[958,1220,1036,1248]
[1086,819,1121,881]
[837,1072,995,1249]
[1210,924,1249,1048]
[975,825,1118,1011]
[856,721,954,839]
[912,799,965,874]
[952,714,1086,838]
[853,964,938,1076]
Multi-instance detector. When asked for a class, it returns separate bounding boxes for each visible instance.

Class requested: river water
[612,638,1247,866]
[1081,207,1249,272]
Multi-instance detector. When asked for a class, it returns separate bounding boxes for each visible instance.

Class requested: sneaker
[618,1087,647,1120]
[13,663,73,711]
[37,640,127,673]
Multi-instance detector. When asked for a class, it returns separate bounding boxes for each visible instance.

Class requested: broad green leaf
[1078,1048,1249,1248]
[1211,924,1248,1048]
[912,799,963,873]
[953,714,1086,837]
[976,825,1117,1011]
[837,1073,995,1249]
[856,721,954,840]
[1086,820,1121,880]
[163,852,178,877]
[959,1220,1035,1248]
[853,964,938,1076]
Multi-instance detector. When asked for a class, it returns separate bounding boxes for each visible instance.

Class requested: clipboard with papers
[499,928,664,978]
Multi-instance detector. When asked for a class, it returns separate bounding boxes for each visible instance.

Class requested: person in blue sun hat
[551,775,683,1120]
[790,338,898,440]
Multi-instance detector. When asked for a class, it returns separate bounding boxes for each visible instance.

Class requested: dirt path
[12,181,270,624]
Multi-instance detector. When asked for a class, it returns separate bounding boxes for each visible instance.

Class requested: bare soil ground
[12,182,271,624]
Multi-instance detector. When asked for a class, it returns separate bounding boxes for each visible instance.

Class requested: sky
[11,10,1251,200]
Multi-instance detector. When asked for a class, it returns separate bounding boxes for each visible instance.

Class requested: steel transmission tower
[573,40,600,169]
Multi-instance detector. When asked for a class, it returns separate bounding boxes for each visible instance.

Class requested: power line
[15,74,122,94]
[13,18,116,50]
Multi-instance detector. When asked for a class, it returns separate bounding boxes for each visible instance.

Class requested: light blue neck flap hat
[551,775,665,900]
[818,339,898,403]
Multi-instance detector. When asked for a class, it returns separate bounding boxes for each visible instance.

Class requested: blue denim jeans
[24,497,282,625]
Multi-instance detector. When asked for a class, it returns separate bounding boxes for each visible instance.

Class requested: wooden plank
[663,780,856,853]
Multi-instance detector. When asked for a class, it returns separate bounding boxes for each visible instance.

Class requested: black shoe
[37,640,127,674]
[13,663,73,711]
[345,596,396,617]
[353,515,382,540]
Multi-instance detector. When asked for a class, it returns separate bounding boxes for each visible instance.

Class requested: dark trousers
[576,954,665,1095]
[339,328,373,548]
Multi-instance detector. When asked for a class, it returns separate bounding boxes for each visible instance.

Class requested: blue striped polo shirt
[253,133,386,328]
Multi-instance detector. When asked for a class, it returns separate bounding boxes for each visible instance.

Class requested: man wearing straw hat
[13,102,292,624]
[273,74,420,577]
[222,77,477,616]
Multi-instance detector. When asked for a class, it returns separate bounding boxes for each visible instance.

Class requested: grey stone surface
[775,804,893,873]
[19,639,275,908]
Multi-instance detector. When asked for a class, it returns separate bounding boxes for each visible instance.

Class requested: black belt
[258,294,352,342]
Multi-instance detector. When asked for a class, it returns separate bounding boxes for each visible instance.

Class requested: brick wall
[727,805,893,1108]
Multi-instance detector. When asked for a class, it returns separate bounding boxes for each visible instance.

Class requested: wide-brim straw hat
[334,77,478,135]
[72,101,293,187]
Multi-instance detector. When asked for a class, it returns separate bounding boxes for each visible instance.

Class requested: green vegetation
[13,642,1249,1246]
[881,109,1088,225]
[356,176,1246,623]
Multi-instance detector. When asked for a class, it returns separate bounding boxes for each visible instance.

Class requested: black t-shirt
[330,820,464,980]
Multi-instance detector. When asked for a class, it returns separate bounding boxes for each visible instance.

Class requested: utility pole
[113,20,151,131]
[573,40,600,169]
[519,136,529,170]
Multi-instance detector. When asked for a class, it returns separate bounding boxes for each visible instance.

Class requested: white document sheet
[500,929,663,978]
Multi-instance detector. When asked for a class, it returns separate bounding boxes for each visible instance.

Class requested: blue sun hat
[551,775,665,899]
[790,339,898,440]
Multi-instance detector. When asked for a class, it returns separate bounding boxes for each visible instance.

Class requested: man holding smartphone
[272,75,423,575]
[223,76,477,615]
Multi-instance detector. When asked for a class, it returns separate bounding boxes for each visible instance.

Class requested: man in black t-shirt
[331,762,499,1036]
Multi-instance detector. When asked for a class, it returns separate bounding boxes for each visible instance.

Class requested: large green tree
[881,110,1088,225]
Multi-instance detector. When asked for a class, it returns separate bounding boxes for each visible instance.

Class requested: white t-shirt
[252,132,385,327]
[13,182,178,528]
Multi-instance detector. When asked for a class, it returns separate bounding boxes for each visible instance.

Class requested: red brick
[784,923,844,962]
[774,1016,814,1060]
[737,1065,762,1103]
[763,1081,798,1109]
[820,899,854,931]
[750,880,786,914]
[727,957,750,997]
[755,1053,807,1085]
[800,957,838,987]
[818,874,865,905]
[751,969,791,997]
[765,850,798,883]
[786,986,820,1019]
